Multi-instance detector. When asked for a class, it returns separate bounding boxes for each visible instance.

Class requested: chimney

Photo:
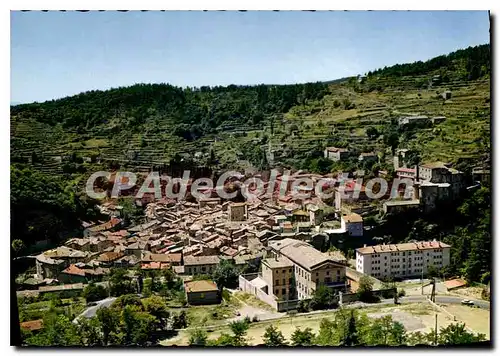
[364,244,367,248]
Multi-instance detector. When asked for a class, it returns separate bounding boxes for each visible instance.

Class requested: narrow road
[73,297,117,323]
[401,295,490,310]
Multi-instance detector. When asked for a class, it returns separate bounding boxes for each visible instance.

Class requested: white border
[3,2,497,356]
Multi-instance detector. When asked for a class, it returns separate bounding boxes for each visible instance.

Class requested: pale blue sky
[11,11,490,104]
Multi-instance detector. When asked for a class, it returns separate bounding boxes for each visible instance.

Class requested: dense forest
[11,82,329,141]
[369,44,490,79]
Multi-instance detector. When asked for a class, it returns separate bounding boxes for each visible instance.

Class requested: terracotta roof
[184,255,220,266]
[142,253,182,263]
[184,280,218,293]
[97,251,124,262]
[356,240,451,254]
[88,217,122,232]
[61,264,85,277]
[141,262,170,270]
[343,213,363,223]
[396,168,416,174]
[444,279,467,290]
[20,320,44,332]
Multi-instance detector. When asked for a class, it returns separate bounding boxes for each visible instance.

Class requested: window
[275,280,279,286]
[201,266,206,272]
[326,271,330,276]
[200,293,205,299]
[289,278,292,284]
[282,269,286,274]
[337,269,340,275]
[289,268,292,273]
[283,279,285,285]
[275,289,280,296]
[316,278,319,284]
[282,288,286,296]
[316,272,319,277]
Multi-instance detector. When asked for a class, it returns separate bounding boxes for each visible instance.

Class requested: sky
[11,11,490,104]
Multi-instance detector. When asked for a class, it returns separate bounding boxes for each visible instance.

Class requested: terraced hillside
[11,44,490,179]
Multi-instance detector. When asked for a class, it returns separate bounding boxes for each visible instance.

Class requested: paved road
[73,297,117,323]
[400,295,490,310]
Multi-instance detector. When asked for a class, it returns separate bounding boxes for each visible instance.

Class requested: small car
[87,302,98,307]
[461,299,474,306]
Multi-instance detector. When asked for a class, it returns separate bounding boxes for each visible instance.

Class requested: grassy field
[18,297,87,322]
[232,292,276,312]
[160,301,489,346]
[186,298,241,328]
[440,304,490,338]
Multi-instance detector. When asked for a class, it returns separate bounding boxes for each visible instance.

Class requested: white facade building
[355,240,451,279]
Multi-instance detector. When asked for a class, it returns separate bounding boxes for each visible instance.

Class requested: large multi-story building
[266,238,348,300]
[355,240,451,279]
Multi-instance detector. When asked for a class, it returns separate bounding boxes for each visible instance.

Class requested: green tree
[77,316,103,346]
[437,323,486,345]
[263,325,288,346]
[83,283,108,303]
[344,311,359,346]
[310,284,336,310]
[172,310,188,329]
[121,305,156,346]
[141,295,170,329]
[366,126,379,139]
[189,329,208,346]
[356,276,374,302]
[315,318,339,346]
[290,327,315,346]
[208,333,237,346]
[96,307,120,345]
[229,319,250,346]
[383,131,399,156]
[25,314,82,346]
[212,259,239,289]
[108,269,135,297]
[12,239,25,255]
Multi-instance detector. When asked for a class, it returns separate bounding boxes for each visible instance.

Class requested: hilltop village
[16,143,488,313]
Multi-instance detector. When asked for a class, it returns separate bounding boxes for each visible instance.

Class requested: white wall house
[356,240,451,279]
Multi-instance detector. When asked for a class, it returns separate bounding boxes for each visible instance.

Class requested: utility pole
[434,313,438,346]
[421,268,424,295]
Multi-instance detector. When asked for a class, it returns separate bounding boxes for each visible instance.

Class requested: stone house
[184,280,221,305]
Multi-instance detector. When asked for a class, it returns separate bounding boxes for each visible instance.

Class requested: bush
[252,315,259,323]
[398,289,406,298]
[221,288,231,302]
